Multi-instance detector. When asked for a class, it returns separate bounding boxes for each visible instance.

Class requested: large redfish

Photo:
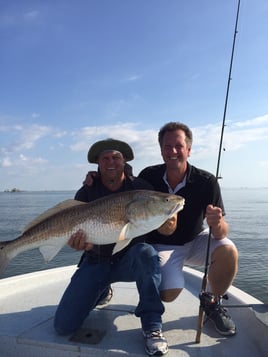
[0,190,184,276]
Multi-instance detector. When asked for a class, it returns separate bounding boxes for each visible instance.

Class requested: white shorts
[153,228,236,291]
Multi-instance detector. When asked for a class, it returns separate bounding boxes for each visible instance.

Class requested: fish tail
[0,242,10,277]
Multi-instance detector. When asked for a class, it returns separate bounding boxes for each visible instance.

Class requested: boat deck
[0,265,267,356]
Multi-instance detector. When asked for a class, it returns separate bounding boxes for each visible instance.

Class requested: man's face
[161,129,191,169]
[98,151,125,180]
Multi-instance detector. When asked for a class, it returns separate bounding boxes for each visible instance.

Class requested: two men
[55,121,238,355]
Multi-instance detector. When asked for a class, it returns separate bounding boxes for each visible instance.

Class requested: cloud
[0,151,47,170]
[70,123,158,154]
[67,115,268,167]
[19,154,27,161]
[190,116,268,157]
[18,153,47,164]
[24,11,40,20]
[53,130,68,139]
[2,116,268,166]
[31,112,41,119]
[233,114,268,128]
[0,123,56,175]
[222,123,268,151]
[15,124,52,151]
[1,157,12,167]
[0,9,40,28]
[1,113,268,190]
[125,75,141,82]
[259,160,268,168]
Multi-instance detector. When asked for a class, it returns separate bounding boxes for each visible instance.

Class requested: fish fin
[39,241,65,262]
[23,199,87,232]
[0,242,9,277]
[113,222,132,254]
[112,240,132,255]
[118,223,130,241]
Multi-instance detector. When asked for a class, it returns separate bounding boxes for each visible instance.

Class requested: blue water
[0,188,267,303]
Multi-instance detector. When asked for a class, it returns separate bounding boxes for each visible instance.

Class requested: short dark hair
[158,122,193,147]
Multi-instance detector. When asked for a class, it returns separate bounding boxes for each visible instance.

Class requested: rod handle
[195,305,204,343]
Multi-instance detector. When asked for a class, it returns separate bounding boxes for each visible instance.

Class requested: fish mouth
[169,198,185,216]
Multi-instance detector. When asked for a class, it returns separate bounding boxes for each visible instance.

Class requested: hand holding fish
[157,213,178,235]
[68,229,93,251]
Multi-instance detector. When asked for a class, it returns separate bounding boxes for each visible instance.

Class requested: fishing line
[195,0,241,343]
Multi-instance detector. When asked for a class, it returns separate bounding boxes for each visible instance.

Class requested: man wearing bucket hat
[54,138,170,356]
[87,138,134,163]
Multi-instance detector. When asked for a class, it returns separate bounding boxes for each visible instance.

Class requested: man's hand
[157,213,178,235]
[83,171,98,186]
[206,204,229,239]
[206,205,223,228]
[68,229,93,251]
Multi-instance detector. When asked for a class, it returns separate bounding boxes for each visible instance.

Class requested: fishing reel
[199,291,229,308]
[199,292,216,308]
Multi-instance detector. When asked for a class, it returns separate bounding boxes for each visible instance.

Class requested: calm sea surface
[0,188,267,303]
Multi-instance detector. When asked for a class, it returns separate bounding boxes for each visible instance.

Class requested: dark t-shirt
[75,175,153,262]
[138,163,225,246]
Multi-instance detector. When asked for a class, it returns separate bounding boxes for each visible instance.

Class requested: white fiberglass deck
[0,265,267,357]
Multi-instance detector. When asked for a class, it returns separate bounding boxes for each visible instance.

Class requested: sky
[0,0,268,191]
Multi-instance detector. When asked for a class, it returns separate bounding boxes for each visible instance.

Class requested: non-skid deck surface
[0,266,267,356]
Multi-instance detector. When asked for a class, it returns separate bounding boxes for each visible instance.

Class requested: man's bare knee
[160,288,183,302]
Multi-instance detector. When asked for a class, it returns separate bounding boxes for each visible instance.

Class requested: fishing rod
[195,0,241,343]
